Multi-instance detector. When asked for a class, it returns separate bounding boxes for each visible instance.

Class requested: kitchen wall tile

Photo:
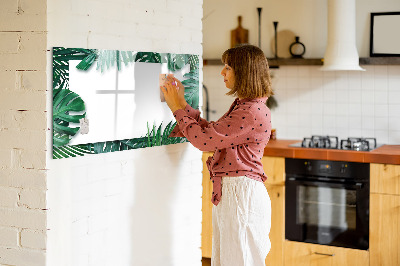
[336,103,349,116]
[272,67,286,78]
[285,66,298,77]
[374,77,388,91]
[374,65,388,77]
[361,103,374,117]
[387,65,400,76]
[375,104,389,117]
[374,90,388,104]
[361,74,374,91]
[374,117,389,130]
[286,77,299,89]
[388,117,400,131]
[388,91,400,104]
[388,131,400,143]
[311,102,324,113]
[204,65,400,144]
[322,70,335,78]
[310,77,324,90]
[298,102,312,114]
[374,130,389,144]
[361,90,375,103]
[349,128,362,137]
[362,128,375,138]
[362,116,375,130]
[336,115,348,129]
[323,115,336,129]
[298,77,311,89]
[348,116,362,129]
[335,72,349,90]
[389,104,400,117]
[348,90,362,103]
[388,75,400,91]
[298,67,311,78]
[323,103,336,115]
[310,66,323,77]
[311,114,324,129]
[348,71,362,90]
[348,103,362,116]
[336,128,349,140]
[311,127,325,136]
[311,86,323,101]
[336,90,349,103]
[323,86,336,103]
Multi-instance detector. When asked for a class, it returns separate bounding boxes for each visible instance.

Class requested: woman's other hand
[161,78,186,113]
[171,77,187,108]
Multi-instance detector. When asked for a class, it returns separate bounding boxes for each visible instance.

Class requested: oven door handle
[286,177,364,189]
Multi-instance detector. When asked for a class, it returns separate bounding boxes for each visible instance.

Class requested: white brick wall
[2,0,203,265]
[46,1,203,266]
[0,0,48,265]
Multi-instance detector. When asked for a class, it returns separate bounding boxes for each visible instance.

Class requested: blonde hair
[221,44,273,99]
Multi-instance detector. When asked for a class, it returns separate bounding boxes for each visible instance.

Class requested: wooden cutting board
[231,16,249,48]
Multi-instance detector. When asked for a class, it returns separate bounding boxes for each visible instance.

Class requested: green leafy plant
[53,88,86,147]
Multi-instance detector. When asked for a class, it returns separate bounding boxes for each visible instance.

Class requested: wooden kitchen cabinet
[370,163,400,195]
[264,184,285,266]
[284,240,369,266]
[370,163,400,266]
[202,152,213,258]
[262,156,285,266]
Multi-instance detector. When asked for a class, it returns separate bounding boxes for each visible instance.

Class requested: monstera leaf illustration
[182,68,200,109]
[53,88,86,147]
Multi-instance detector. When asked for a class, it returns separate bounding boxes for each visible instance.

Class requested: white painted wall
[46,0,203,266]
[203,0,400,58]
[203,0,400,145]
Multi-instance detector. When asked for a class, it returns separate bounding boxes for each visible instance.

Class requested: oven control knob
[340,164,347,174]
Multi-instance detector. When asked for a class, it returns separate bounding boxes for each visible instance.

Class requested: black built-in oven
[285,158,369,250]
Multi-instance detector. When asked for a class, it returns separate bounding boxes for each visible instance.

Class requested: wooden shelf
[359,57,400,65]
[203,57,400,67]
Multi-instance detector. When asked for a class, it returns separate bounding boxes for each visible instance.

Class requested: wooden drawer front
[370,163,400,195]
[284,241,369,266]
[262,156,285,185]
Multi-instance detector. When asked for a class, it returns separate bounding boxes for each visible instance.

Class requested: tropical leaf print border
[52,47,200,159]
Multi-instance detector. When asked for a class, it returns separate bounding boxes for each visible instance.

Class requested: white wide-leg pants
[211,176,271,266]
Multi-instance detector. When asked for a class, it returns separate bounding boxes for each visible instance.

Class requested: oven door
[285,177,369,250]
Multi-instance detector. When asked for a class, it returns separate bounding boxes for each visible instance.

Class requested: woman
[161,44,273,266]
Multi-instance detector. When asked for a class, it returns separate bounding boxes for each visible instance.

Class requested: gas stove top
[289,135,382,151]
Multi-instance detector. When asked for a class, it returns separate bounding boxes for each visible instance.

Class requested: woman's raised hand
[171,76,187,108]
[161,76,185,113]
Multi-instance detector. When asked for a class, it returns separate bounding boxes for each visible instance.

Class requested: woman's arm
[171,106,257,152]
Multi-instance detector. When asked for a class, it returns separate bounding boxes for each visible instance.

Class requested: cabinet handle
[313,252,335,256]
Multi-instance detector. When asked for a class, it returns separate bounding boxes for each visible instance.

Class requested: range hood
[320,0,365,71]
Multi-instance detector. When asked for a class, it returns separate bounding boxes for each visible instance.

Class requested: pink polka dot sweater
[169,97,272,206]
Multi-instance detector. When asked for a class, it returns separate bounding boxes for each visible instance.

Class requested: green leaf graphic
[53,88,86,147]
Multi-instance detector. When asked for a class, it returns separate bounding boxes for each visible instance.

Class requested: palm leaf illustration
[52,47,96,90]
[53,88,86,147]
[134,52,165,64]
[53,144,94,159]
[181,67,200,110]
[95,50,137,73]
